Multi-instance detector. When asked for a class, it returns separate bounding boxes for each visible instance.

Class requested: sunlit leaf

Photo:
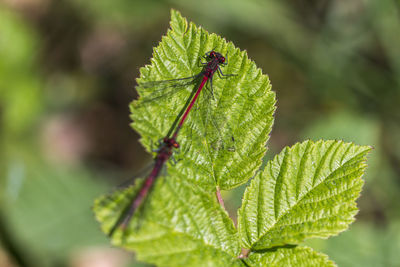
[131,9,275,191]
[246,246,336,267]
[238,140,371,249]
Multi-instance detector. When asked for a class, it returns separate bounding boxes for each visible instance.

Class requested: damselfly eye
[220,57,225,63]
[210,51,216,57]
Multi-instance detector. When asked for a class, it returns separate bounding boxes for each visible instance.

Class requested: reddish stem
[238,248,250,259]
[215,186,226,211]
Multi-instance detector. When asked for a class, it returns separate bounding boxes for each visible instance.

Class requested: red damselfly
[109,137,179,236]
[109,50,235,235]
[169,50,236,141]
[136,49,237,150]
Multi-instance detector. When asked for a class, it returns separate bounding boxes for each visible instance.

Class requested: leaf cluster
[93,10,371,267]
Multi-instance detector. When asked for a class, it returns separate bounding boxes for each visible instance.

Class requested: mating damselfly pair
[109,50,237,235]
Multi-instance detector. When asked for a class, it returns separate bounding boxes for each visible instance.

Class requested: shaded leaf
[94,175,241,267]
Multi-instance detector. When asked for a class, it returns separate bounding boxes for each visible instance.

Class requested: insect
[168,50,236,140]
[137,50,237,150]
[108,137,179,236]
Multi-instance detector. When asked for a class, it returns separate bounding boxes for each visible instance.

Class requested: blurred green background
[1,0,399,266]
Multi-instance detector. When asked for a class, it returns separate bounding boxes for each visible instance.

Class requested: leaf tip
[170,9,187,34]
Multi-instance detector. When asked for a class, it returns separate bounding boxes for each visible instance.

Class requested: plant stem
[215,186,226,211]
[238,248,250,259]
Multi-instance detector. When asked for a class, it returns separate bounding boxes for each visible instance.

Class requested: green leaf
[238,140,371,250]
[306,222,400,267]
[0,6,42,136]
[94,174,241,267]
[130,9,275,191]
[246,246,336,267]
[2,158,109,265]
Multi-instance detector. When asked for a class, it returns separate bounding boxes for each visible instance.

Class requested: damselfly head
[163,137,180,149]
[209,51,225,63]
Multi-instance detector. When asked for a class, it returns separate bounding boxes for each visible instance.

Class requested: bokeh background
[1,0,400,266]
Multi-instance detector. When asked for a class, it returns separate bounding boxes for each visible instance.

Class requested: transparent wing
[136,74,202,106]
[185,82,235,153]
